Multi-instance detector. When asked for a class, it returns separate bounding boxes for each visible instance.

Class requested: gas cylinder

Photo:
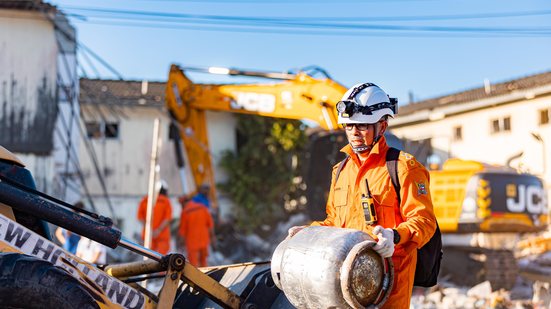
[271,226,393,309]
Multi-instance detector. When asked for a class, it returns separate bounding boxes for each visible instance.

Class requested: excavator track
[484,250,518,290]
[441,247,518,290]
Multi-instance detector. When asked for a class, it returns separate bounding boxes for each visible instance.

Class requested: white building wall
[391,94,551,211]
[0,9,78,202]
[205,110,237,183]
[79,105,237,239]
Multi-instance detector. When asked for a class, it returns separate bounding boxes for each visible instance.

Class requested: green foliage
[219,115,306,232]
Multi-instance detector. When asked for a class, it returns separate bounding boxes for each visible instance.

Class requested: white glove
[287,225,307,238]
[372,226,395,258]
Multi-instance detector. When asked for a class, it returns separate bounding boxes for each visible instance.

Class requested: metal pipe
[105,255,165,278]
[179,65,296,80]
[144,118,161,251]
[118,236,163,261]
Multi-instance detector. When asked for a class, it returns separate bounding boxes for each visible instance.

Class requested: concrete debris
[538,252,551,267]
[212,213,309,264]
[425,290,443,304]
[411,278,551,309]
[243,234,272,255]
[467,281,493,299]
[518,251,551,284]
[532,281,551,309]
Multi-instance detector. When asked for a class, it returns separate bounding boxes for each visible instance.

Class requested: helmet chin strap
[351,144,371,153]
[350,123,383,154]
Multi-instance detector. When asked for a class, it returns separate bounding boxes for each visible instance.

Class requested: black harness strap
[385,147,401,204]
[335,156,349,182]
[334,148,401,189]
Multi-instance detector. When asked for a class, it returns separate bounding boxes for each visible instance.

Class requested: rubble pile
[519,251,551,282]
[411,279,550,309]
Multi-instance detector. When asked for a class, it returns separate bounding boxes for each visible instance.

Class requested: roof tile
[399,70,551,115]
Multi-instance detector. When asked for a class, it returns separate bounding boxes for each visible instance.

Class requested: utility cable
[79,48,102,78]
[58,7,551,36]
[75,15,551,34]
[62,6,551,23]
[72,19,551,37]
[78,43,125,80]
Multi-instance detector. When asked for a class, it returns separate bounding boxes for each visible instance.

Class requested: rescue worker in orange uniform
[137,181,173,255]
[178,193,216,267]
[289,83,437,309]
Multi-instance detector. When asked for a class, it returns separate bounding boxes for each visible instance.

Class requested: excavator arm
[165,64,347,212]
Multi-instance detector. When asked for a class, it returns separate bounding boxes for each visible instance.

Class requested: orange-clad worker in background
[178,193,215,267]
[137,181,173,255]
[288,83,437,309]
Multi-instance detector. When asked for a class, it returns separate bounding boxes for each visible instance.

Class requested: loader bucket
[174,261,294,309]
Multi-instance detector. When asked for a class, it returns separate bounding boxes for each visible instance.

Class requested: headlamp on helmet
[337,99,397,119]
[337,83,398,124]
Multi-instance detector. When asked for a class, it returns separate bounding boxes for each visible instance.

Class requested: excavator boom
[165,64,347,209]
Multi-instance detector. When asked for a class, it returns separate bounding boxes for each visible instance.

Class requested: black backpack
[335,148,442,287]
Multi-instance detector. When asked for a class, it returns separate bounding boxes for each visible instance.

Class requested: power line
[130,0,436,3]
[79,49,102,78]
[58,6,551,36]
[78,43,125,80]
[70,18,551,38]
[62,6,551,22]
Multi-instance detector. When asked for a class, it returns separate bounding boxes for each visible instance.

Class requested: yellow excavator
[165,64,548,290]
[165,64,347,213]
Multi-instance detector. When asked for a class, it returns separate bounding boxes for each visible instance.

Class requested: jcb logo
[506,184,547,214]
[230,92,276,113]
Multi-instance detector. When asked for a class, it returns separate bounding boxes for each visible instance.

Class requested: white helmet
[337,83,397,124]
[156,179,168,193]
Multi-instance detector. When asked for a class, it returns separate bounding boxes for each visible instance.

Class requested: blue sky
[50,0,551,105]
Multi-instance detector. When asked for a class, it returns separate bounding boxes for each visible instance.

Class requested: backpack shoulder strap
[385,147,401,205]
[335,156,350,182]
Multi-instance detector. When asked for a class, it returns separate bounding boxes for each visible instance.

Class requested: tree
[219,115,306,232]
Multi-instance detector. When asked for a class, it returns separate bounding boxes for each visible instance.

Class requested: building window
[85,122,101,138]
[453,126,462,141]
[490,116,511,134]
[491,119,500,133]
[85,121,119,139]
[104,123,119,138]
[540,108,550,125]
[503,116,511,131]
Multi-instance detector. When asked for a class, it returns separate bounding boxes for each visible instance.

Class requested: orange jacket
[179,201,214,251]
[137,194,173,253]
[312,136,436,309]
